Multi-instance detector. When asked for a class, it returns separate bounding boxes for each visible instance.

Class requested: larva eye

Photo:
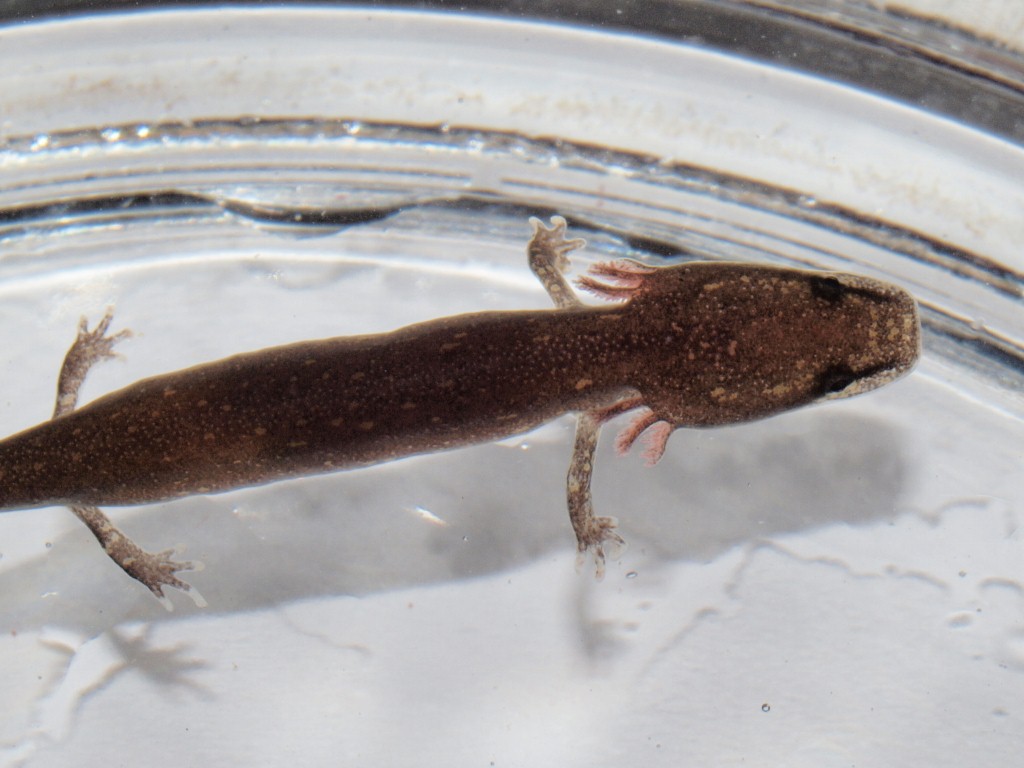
[817,364,857,395]
[809,276,846,303]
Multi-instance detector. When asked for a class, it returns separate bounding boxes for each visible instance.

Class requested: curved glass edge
[0,1,1022,147]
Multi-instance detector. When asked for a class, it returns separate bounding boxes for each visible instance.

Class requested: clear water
[0,7,1022,767]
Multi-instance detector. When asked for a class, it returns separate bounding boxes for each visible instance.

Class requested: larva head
[623,262,921,427]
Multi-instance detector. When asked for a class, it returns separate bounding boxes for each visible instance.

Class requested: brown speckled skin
[0,262,919,510]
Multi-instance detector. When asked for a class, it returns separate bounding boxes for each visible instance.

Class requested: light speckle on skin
[253,427,267,436]
[575,379,593,390]
[359,421,375,431]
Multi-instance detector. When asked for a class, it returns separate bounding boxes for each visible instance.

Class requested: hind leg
[54,310,204,609]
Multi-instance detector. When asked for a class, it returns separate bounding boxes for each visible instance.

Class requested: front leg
[527,217,633,575]
[527,216,586,309]
[54,310,204,609]
[566,412,626,578]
